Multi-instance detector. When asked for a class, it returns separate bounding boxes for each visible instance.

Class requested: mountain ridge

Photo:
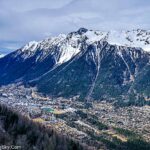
[19,28,150,53]
[0,28,150,105]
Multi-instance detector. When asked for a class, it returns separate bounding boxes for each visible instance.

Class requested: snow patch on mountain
[58,45,80,64]
[82,29,150,52]
[39,34,66,50]
[84,30,108,43]
[107,30,150,52]
[22,41,39,52]
[0,54,5,58]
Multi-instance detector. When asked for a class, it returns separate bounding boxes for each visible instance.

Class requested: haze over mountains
[0,28,150,105]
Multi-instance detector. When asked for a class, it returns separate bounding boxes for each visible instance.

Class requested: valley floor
[0,84,150,149]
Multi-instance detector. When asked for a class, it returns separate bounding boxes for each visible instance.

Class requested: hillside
[0,104,86,150]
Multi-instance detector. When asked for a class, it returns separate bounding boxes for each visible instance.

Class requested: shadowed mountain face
[0,49,57,84]
[36,41,150,102]
[0,28,150,104]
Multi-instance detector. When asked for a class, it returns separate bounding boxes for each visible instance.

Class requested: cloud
[0,0,73,11]
[0,0,150,52]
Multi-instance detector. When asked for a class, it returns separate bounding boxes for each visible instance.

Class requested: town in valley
[0,84,150,149]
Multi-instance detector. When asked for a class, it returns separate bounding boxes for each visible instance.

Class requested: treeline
[0,104,87,150]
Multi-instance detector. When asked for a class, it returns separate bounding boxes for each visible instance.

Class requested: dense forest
[0,104,87,150]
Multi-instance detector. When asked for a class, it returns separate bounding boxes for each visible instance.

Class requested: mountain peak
[21,41,39,52]
[77,27,88,34]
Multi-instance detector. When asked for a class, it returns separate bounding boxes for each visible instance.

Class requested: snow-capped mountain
[18,33,82,64]
[17,28,150,62]
[82,29,150,52]
[20,28,150,54]
[0,28,150,105]
[0,29,87,84]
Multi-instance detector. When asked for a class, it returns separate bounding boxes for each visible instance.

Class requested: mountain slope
[36,41,150,102]
[0,32,84,85]
[0,28,150,104]
[0,104,85,150]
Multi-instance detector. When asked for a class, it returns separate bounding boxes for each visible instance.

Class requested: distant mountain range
[0,28,150,106]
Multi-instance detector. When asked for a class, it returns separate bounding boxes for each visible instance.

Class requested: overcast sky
[0,0,150,52]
